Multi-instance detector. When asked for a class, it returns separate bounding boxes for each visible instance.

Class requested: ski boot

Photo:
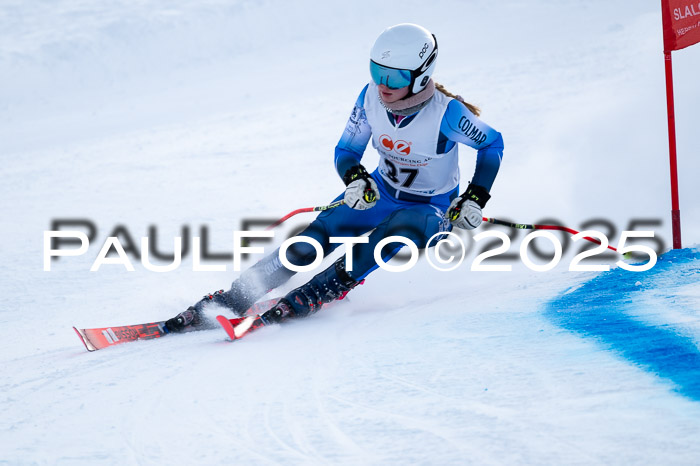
[164,260,281,334]
[167,249,301,331]
[260,258,358,325]
[164,289,233,332]
[164,306,204,333]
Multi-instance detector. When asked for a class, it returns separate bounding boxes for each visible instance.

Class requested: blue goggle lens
[369,61,411,90]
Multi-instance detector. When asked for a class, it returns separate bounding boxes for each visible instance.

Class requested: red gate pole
[663,51,682,249]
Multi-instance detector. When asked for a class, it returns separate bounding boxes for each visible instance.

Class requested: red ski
[216,315,266,341]
[215,289,360,343]
[73,321,170,352]
[73,298,279,351]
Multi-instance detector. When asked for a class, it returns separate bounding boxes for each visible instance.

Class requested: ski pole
[483,217,618,252]
[266,204,617,252]
[266,199,345,230]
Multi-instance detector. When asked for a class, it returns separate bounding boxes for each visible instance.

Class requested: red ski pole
[266,199,345,230]
[266,203,617,253]
[483,217,618,252]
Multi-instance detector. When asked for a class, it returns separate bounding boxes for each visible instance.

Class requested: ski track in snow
[2,0,700,464]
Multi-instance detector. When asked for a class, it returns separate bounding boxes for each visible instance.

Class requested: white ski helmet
[369,23,438,94]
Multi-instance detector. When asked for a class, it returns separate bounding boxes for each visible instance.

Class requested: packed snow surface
[2,1,700,464]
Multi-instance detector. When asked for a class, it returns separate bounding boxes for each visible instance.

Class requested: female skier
[165,23,504,331]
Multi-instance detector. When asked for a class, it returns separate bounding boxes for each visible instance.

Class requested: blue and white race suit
[285,82,504,280]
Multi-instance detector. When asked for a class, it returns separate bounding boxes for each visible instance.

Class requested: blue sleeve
[440,99,504,192]
[334,85,372,179]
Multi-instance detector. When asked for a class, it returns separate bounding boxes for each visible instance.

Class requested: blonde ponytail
[434,81,481,117]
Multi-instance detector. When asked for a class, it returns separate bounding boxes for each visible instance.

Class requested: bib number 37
[385,160,419,188]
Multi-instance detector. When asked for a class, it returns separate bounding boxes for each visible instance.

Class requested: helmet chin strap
[378,79,436,116]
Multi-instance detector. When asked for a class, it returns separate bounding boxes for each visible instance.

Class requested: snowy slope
[2,1,700,464]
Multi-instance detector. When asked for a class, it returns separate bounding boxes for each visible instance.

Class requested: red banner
[662,0,700,51]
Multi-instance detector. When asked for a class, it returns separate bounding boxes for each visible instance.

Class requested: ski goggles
[369,60,412,89]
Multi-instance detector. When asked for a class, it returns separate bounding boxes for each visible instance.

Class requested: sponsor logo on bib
[378,134,412,155]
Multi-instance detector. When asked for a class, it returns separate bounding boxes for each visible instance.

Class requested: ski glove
[342,164,379,210]
[447,183,491,230]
